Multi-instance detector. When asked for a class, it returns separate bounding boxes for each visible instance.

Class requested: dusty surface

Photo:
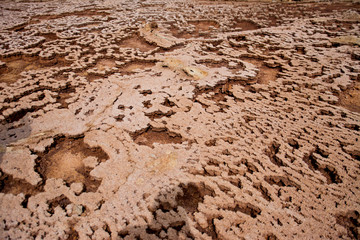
[0,0,360,239]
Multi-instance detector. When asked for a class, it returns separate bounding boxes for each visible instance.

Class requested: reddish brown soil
[35,136,109,192]
[132,127,183,147]
[119,35,157,52]
[338,81,360,113]
[0,55,72,84]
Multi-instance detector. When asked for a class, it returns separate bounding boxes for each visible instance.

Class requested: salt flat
[0,0,359,239]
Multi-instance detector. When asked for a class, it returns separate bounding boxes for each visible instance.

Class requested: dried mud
[0,0,360,239]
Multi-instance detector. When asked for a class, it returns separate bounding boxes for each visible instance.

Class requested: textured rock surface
[0,0,359,239]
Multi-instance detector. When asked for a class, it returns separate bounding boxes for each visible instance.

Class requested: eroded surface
[0,0,360,239]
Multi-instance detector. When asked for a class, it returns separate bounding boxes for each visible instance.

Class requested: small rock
[70,182,84,195]
[149,22,158,29]
[72,204,84,216]
[66,204,73,215]
[228,61,238,69]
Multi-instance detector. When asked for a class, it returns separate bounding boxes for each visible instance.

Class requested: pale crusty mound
[0,0,359,239]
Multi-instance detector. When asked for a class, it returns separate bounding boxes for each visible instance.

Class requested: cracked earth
[0,0,360,239]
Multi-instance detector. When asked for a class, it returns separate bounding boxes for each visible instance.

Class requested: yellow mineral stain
[330,36,360,46]
[146,151,177,173]
[161,58,208,80]
[183,66,208,80]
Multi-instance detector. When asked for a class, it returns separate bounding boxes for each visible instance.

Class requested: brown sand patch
[119,35,157,52]
[338,81,360,113]
[38,32,59,42]
[36,136,109,192]
[86,75,103,82]
[0,58,40,84]
[132,127,183,147]
[119,61,155,74]
[95,58,116,71]
[0,56,72,84]
[257,65,279,84]
[233,20,260,31]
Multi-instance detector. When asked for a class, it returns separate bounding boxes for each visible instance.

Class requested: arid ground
[0,0,359,239]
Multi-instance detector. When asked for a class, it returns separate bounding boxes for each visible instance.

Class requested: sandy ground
[0,0,359,239]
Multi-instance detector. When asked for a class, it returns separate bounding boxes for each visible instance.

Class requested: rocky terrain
[0,0,359,239]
